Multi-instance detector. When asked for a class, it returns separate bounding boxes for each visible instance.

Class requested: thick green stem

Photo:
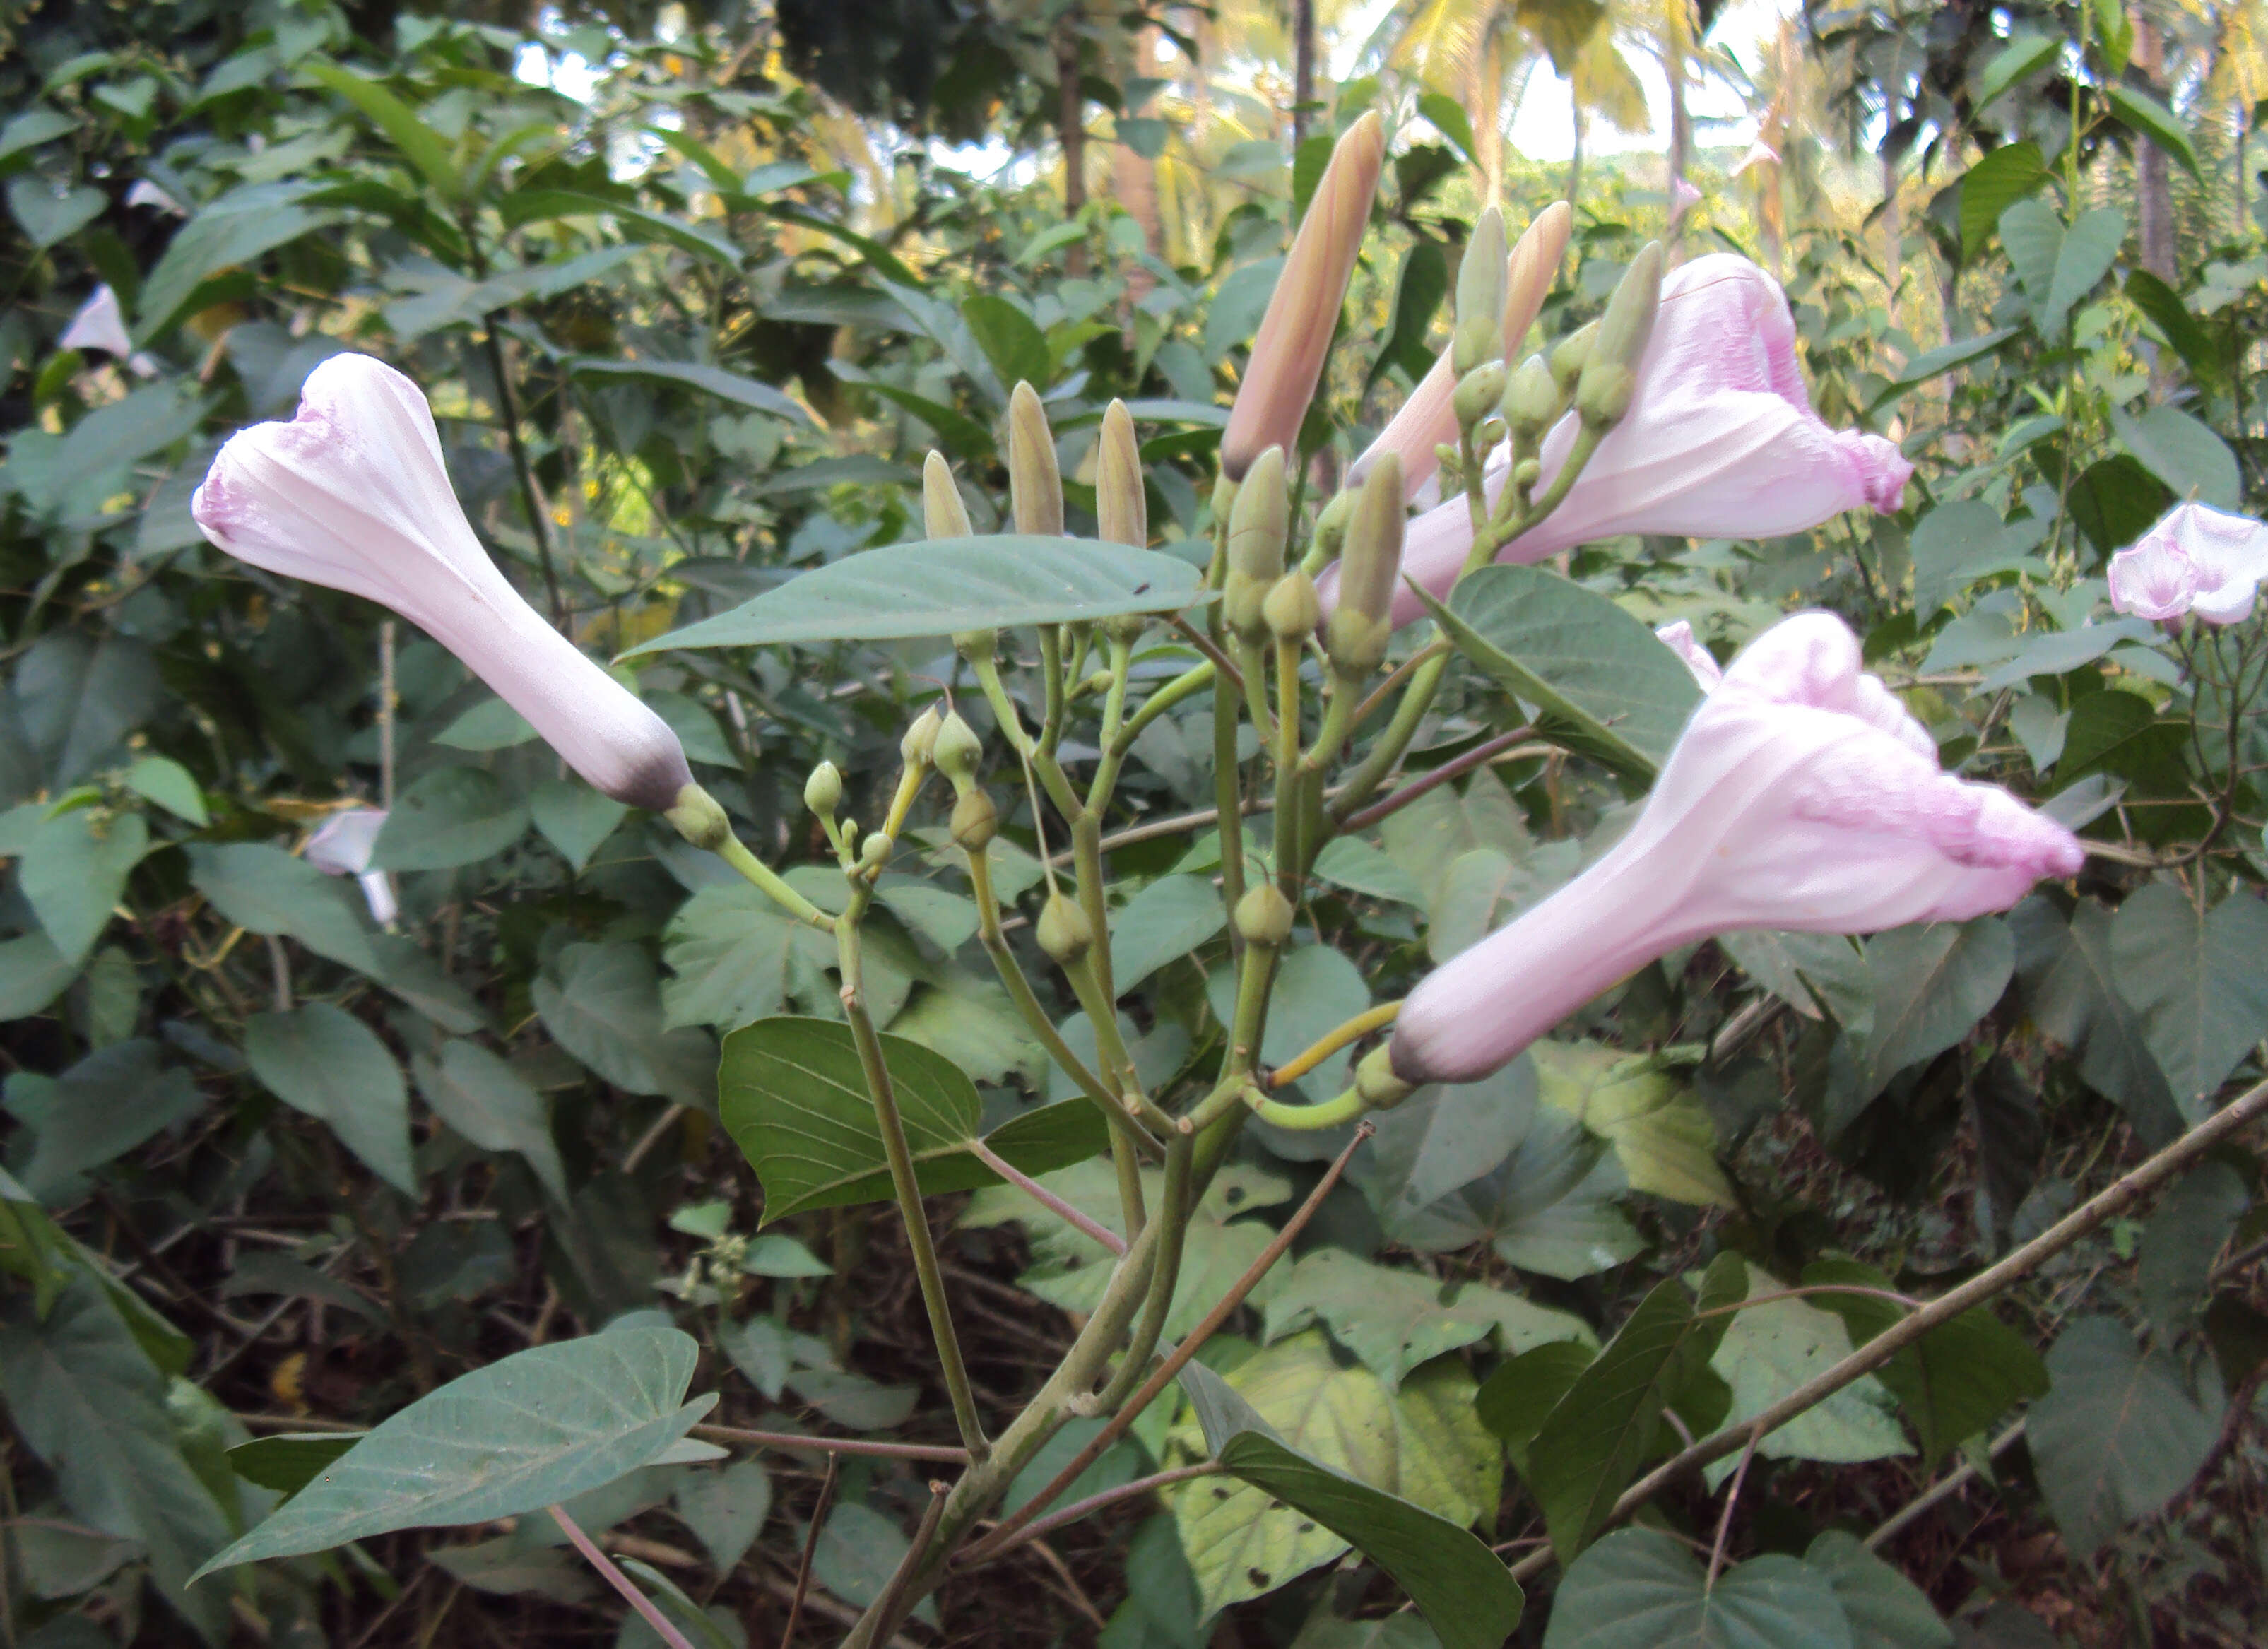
[1272,636,1304,892]
[1097,1127,1195,1409]
[1329,652,1451,824]
[1111,660,1215,760]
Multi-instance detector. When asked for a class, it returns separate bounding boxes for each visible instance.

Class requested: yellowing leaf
[1532,1041,1731,1205]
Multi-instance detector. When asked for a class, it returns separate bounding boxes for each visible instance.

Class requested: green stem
[1272,635,1305,892]
[836,908,989,1460]
[714,835,832,929]
[1097,1126,1195,1409]
[1212,661,1248,947]
[1248,1084,1366,1130]
[1328,652,1451,825]
[1111,661,1216,760]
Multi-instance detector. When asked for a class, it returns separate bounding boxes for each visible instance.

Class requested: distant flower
[1328,255,1913,627]
[305,808,398,926]
[1389,612,2083,1084]
[125,179,185,215]
[1655,620,1723,688]
[1670,176,1703,223]
[2108,503,2268,626]
[59,285,158,377]
[194,353,695,811]
[1730,141,1780,179]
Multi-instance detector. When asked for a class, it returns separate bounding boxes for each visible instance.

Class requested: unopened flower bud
[1096,399,1146,548]
[1577,242,1665,429]
[1500,201,1572,362]
[1263,569,1320,641]
[1309,487,1358,569]
[900,705,943,768]
[1324,456,1403,677]
[1549,322,1596,395]
[950,787,998,850]
[1513,458,1541,492]
[1475,417,1507,454]
[1224,444,1289,643]
[1452,360,1508,431]
[1036,891,1093,966]
[1451,206,1508,377]
[804,761,843,819]
[923,450,971,539]
[1008,382,1063,536]
[933,710,983,793]
[955,627,997,666]
[664,784,733,851]
[1234,883,1295,947]
[860,831,893,872]
[1354,1044,1414,1110]
[1504,354,1561,441]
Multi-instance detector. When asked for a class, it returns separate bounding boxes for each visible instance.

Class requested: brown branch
[1338,728,1542,833]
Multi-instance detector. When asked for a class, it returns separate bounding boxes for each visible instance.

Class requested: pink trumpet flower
[59,285,159,377]
[1388,612,2084,1086]
[194,354,695,812]
[305,808,398,926]
[2108,503,2268,626]
[1323,255,1913,627]
[1655,620,1723,689]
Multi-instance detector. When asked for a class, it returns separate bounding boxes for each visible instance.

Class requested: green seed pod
[1234,883,1295,947]
[1354,1044,1414,1110]
[1451,360,1508,432]
[1036,891,1094,966]
[1576,242,1664,429]
[1008,382,1063,536]
[803,762,843,820]
[1549,321,1597,395]
[899,705,943,769]
[664,783,732,851]
[1224,444,1289,644]
[1096,399,1146,548]
[922,450,971,539]
[1323,456,1404,678]
[950,787,998,851]
[1263,569,1320,642]
[933,710,982,794]
[1503,353,1561,442]
[1451,206,1508,377]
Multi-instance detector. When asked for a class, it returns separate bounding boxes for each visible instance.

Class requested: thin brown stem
[1338,728,1542,833]
[691,1424,971,1463]
[979,1462,1222,1559]
[784,1451,839,1649]
[550,1503,696,1649]
[966,1135,1128,1255]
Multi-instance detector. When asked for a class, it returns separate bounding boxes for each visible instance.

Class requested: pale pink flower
[194,354,695,810]
[305,808,398,926]
[1730,141,1780,179]
[59,285,159,377]
[1323,256,1913,627]
[2108,503,2268,626]
[1670,176,1703,223]
[1655,620,1723,688]
[1389,612,2083,1084]
[125,179,185,215]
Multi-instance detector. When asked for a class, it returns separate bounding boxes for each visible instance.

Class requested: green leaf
[530,778,629,872]
[245,1003,418,1195]
[2042,208,2125,333]
[0,106,76,161]
[1532,1041,1731,1207]
[1374,240,1451,385]
[1719,931,1873,1039]
[0,1275,235,1639]
[1906,500,2050,617]
[2011,895,2183,1147]
[717,1016,1100,1220]
[1264,1247,1589,1388]
[2028,1316,2221,1557]
[1365,1058,1537,1213]
[1475,1340,1595,1471]
[7,177,105,249]
[226,1432,359,1497]
[662,882,846,1032]
[5,1040,203,1203]
[19,808,145,965]
[1959,141,2048,260]
[1803,1260,2046,1470]
[1854,918,2013,1100]
[1417,92,1479,167]
[194,1328,714,1577]
[0,932,78,1020]
[1525,1258,1747,1562]
[1976,34,2060,112]
[1431,565,1703,781]
[1705,1269,1910,1477]
[371,768,529,872]
[1868,328,2021,410]
[673,1460,772,1571]
[500,191,744,274]
[535,942,717,1105]
[2137,1162,2250,1344]
[565,357,807,424]
[1996,198,2062,317]
[1313,834,1427,905]
[1218,1432,1523,1649]
[2103,84,2202,180]
[435,697,537,751]
[412,1039,569,1202]
[2109,403,2241,510]
[1803,1532,1951,1649]
[184,844,370,974]
[635,537,1210,652]
[2109,884,2268,1120]
[137,185,343,340]
[2065,454,2174,557]
[1544,1528,1855,1649]
[883,969,1041,1085]
[302,61,463,198]
[740,1233,831,1277]
[1109,875,1226,995]
[959,293,1052,393]
[2123,270,2219,384]
[124,755,208,826]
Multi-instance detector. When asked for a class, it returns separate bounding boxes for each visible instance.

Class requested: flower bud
[1503,354,1561,442]
[1354,1044,1414,1110]
[1263,569,1320,642]
[1451,360,1508,432]
[1008,382,1063,536]
[1307,486,1358,571]
[1549,322,1596,395]
[923,450,972,539]
[1500,201,1571,362]
[1221,111,1385,479]
[1324,456,1403,677]
[955,627,997,667]
[933,710,983,794]
[664,783,733,851]
[1096,399,1146,548]
[859,831,893,872]
[1036,891,1094,966]
[1224,444,1289,644]
[1577,242,1665,429]
[900,705,943,769]
[1451,206,1508,377]
[1234,883,1294,947]
[950,787,998,851]
[805,760,843,818]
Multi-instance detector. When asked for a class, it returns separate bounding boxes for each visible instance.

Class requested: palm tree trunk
[2132,8,2175,398]
[1566,102,1587,205]
[1114,25,1162,306]
[1057,20,1087,273]
[1293,0,1316,146]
